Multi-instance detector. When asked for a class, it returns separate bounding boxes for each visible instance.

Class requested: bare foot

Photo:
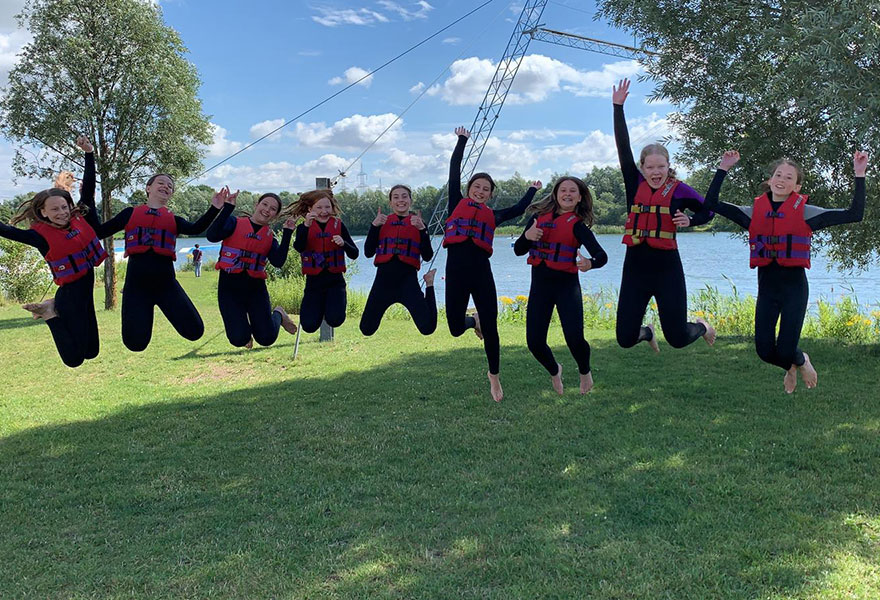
[551,363,563,395]
[696,317,716,346]
[472,311,484,341]
[274,306,298,335]
[245,336,254,350]
[423,268,436,287]
[487,371,503,402]
[646,323,660,353]
[580,371,594,394]
[783,366,798,394]
[23,298,57,320]
[798,352,818,389]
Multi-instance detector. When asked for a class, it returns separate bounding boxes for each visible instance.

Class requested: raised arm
[0,223,49,254]
[702,151,752,230]
[267,220,295,268]
[448,127,469,212]
[205,202,237,242]
[805,151,868,231]
[493,181,541,225]
[612,79,640,205]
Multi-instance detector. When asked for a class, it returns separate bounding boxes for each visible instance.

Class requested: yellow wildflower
[500,296,514,305]
[605,303,613,309]
[516,295,528,303]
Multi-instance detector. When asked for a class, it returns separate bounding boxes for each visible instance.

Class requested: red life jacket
[301,218,346,275]
[748,192,812,268]
[526,212,582,273]
[215,217,274,279]
[622,178,680,250]
[443,198,496,255]
[375,214,421,269]
[124,205,178,259]
[32,214,108,286]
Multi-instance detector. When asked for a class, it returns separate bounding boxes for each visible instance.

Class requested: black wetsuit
[96,201,219,352]
[445,134,538,375]
[0,153,100,367]
[206,202,293,347]
[705,168,866,370]
[293,220,359,333]
[514,212,608,375]
[359,219,436,336]
[614,104,713,349]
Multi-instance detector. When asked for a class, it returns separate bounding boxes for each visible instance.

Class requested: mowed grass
[1,271,879,599]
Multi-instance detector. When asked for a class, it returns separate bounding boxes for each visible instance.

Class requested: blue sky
[0,1,675,198]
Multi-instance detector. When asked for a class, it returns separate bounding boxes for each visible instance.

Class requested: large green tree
[0,0,212,308]
[598,1,880,268]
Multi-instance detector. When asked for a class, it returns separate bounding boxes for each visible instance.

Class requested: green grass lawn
[1,271,878,599]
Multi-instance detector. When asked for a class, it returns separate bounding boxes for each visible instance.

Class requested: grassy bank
[1,270,878,599]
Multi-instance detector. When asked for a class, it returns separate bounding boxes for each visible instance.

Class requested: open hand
[211,186,229,209]
[719,150,740,171]
[75,135,94,153]
[612,79,630,105]
[454,126,470,139]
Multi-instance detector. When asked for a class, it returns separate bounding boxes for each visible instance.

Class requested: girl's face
[556,180,581,213]
[146,175,174,205]
[389,188,412,216]
[641,153,670,189]
[312,197,333,222]
[769,164,801,198]
[40,195,72,227]
[467,178,493,203]
[252,197,280,226]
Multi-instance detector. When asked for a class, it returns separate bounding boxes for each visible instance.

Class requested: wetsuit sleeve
[79,153,106,231]
[614,104,641,207]
[448,134,467,212]
[364,224,380,258]
[703,169,752,230]
[205,203,237,242]
[805,178,865,231]
[574,222,608,269]
[0,223,49,255]
[268,227,293,268]
[293,223,309,253]
[340,222,359,259]
[93,206,133,239]
[513,214,538,256]
[673,182,714,227]
[176,205,220,235]
[494,186,538,225]
[419,227,433,261]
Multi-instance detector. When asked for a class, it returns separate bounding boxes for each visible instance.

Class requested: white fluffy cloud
[377,1,433,21]
[0,29,30,85]
[427,55,642,106]
[293,113,402,150]
[249,118,287,141]
[206,123,242,157]
[409,81,425,94]
[328,66,373,88]
[312,7,389,27]
[196,154,353,192]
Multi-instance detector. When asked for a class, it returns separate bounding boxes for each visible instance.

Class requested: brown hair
[388,184,412,201]
[639,143,677,180]
[242,192,283,223]
[9,188,85,227]
[526,177,594,227]
[279,188,342,221]
[466,172,495,196]
[146,173,175,189]
[760,158,804,193]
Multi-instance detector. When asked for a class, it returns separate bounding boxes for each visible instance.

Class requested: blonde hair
[639,143,677,179]
[53,171,76,192]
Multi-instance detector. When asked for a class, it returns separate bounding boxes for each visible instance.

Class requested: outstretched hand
[719,150,740,171]
[525,220,543,241]
[576,250,592,272]
[226,189,240,206]
[612,79,630,105]
[853,151,868,177]
[455,126,470,139]
[75,135,94,153]
[372,206,387,227]
[672,210,690,228]
[211,186,230,209]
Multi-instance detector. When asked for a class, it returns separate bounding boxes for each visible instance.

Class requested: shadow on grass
[1,339,878,598]
[0,315,42,331]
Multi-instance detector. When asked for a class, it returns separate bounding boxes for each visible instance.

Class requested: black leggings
[755,263,808,370]
[300,270,347,333]
[218,271,282,347]
[445,245,501,374]
[616,244,706,349]
[45,270,100,368]
[360,261,436,336]
[121,255,204,352]
[527,265,591,375]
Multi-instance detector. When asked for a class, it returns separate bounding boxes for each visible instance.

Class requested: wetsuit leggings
[616,244,706,349]
[755,263,808,370]
[218,272,282,347]
[527,266,591,375]
[360,262,436,336]
[45,270,100,368]
[446,255,501,374]
[122,272,204,352]
[300,270,347,333]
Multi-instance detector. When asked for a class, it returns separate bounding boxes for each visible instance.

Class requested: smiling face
[555,179,582,213]
[467,178,493,203]
[252,195,281,226]
[40,195,72,227]
[768,163,802,199]
[146,174,175,206]
[388,186,412,216]
[311,197,333,223]
[640,152,670,190]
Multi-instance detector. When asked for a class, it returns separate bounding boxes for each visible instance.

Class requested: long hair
[9,188,85,227]
[278,188,342,221]
[526,177,594,227]
[639,143,677,180]
[759,158,804,194]
[53,170,76,192]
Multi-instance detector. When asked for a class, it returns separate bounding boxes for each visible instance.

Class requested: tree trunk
[101,187,117,309]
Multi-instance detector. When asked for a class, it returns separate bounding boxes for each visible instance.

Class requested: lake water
[115,233,880,306]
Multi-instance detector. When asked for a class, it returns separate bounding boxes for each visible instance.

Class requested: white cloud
[195,154,352,192]
[312,7,389,27]
[328,66,373,88]
[507,128,583,142]
[377,1,433,21]
[427,55,642,106]
[294,113,402,150]
[441,37,460,45]
[249,118,287,141]
[409,81,425,94]
[0,29,31,86]
[206,123,242,157]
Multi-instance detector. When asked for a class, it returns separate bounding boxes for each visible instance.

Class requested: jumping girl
[359,184,437,336]
[704,150,867,393]
[613,79,716,352]
[205,189,298,348]
[0,136,106,367]
[513,177,608,394]
[444,126,541,402]
[96,174,222,351]
[287,188,359,333]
